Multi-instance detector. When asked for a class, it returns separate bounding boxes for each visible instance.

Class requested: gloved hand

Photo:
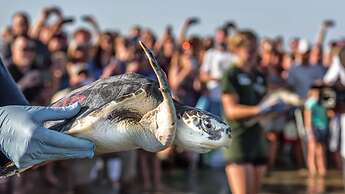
[0,103,94,169]
[258,99,288,115]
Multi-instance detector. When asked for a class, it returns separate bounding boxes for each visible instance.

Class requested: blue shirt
[287,64,325,99]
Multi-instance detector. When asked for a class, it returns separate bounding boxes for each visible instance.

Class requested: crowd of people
[1,6,345,194]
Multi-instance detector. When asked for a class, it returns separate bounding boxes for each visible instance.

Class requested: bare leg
[266,132,278,172]
[342,157,345,190]
[306,176,317,194]
[332,151,342,170]
[307,140,317,177]
[316,144,327,176]
[225,163,251,194]
[246,165,256,194]
[188,152,199,174]
[294,140,305,169]
[139,151,151,190]
[119,151,137,194]
[153,155,162,191]
[315,176,325,193]
[253,165,266,194]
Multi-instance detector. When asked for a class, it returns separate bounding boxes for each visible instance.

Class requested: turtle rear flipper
[139,41,176,148]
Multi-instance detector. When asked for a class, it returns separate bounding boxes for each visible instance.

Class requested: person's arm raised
[178,17,199,45]
[30,6,62,39]
[82,15,101,39]
[314,20,335,47]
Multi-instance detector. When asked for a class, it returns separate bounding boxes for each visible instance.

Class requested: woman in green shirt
[221,30,268,194]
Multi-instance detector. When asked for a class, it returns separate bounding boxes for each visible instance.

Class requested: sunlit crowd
[1,6,345,194]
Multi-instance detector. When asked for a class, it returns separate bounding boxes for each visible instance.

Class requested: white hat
[298,39,310,54]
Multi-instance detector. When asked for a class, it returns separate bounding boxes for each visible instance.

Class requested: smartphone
[188,17,200,25]
[49,7,61,15]
[224,21,237,29]
[62,17,75,24]
[324,20,335,27]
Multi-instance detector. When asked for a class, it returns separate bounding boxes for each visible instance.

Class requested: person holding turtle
[221,30,286,194]
[0,57,95,174]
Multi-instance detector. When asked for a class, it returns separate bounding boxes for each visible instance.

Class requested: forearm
[175,68,192,86]
[154,33,167,51]
[222,95,259,120]
[178,25,189,45]
[315,28,325,47]
[0,58,28,106]
[315,19,334,48]
[30,15,48,39]
[200,71,218,82]
[46,19,65,41]
[169,68,185,91]
[224,104,259,120]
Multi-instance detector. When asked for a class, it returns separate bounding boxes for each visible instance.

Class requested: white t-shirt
[324,57,345,158]
[201,48,232,100]
[324,56,345,85]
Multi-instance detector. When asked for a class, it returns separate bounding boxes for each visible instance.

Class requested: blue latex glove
[0,103,95,169]
[258,99,288,115]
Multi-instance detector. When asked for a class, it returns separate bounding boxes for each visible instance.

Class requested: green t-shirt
[221,65,268,162]
[221,65,266,129]
[305,98,328,130]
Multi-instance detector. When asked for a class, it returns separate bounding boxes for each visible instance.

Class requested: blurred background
[1,0,345,41]
[0,0,345,194]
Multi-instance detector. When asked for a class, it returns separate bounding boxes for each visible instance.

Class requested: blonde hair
[228,30,257,53]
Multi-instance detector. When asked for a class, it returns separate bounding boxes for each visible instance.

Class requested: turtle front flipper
[138,41,176,149]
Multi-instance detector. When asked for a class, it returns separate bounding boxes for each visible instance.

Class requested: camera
[320,87,336,109]
[320,85,345,110]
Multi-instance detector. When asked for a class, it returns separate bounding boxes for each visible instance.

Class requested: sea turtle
[49,41,232,153]
[0,41,231,177]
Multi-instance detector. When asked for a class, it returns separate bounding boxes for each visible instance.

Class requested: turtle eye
[201,120,212,132]
[192,117,200,126]
[205,122,212,129]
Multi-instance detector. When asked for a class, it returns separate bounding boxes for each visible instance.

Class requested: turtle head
[174,105,232,153]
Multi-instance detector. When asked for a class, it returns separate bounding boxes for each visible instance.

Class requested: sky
[0,0,344,45]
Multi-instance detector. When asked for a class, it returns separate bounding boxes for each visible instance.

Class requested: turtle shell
[46,73,163,132]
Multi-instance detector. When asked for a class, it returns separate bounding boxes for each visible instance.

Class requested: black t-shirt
[0,59,28,106]
[222,65,266,105]
[7,64,24,82]
[7,64,44,103]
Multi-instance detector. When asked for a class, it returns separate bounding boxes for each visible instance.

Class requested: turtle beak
[225,127,232,139]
